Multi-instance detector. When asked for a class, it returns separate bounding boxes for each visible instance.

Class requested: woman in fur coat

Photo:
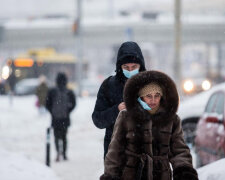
[100,70,198,180]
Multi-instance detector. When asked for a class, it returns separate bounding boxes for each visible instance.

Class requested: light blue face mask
[122,69,139,79]
[137,97,151,111]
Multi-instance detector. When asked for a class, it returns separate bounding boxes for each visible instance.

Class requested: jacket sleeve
[169,115,198,180]
[45,89,53,113]
[92,79,120,129]
[101,111,126,179]
[68,90,76,112]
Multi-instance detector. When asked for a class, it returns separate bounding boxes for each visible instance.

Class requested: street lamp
[74,0,83,96]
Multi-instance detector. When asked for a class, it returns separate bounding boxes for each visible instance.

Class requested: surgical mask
[122,69,139,79]
[137,97,151,111]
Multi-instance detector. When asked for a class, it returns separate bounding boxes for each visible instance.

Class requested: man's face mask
[122,69,139,79]
[121,63,140,79]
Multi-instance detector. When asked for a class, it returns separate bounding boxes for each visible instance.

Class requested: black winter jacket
[92,41,146,157]
[46,87,76,129]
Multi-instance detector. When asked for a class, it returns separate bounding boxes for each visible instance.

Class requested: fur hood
[123,70,179,126]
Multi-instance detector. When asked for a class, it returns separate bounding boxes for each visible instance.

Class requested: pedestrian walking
[35,75,48,114]
[46,72,76,161]
[100,70,198,180]
[92,41,146,158]
[7,72,16,105]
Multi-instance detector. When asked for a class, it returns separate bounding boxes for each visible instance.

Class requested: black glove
[100,174,120,180]
[173,166,199,180]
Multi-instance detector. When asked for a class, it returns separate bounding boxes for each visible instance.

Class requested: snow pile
[0,148,60,180]
[198,159,225,180]
[0,95,104,180]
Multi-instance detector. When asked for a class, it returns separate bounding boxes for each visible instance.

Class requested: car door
[212,92,225,161]
[195,92,218,166]
[195,91,225,166]
[195,93,218,145]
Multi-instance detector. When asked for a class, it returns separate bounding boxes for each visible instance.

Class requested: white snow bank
[0,95,104,180]
[0,148,60,180]
[198,158,225,180]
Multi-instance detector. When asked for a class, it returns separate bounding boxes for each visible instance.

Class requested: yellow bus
[1,48,85,90]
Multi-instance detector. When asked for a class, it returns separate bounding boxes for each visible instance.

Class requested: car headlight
[2,66,10,80]
[202,80,211,91]
[183,80,194,93]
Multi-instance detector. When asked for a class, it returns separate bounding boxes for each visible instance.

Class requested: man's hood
[116,41,146,81]
[56,73,67,89]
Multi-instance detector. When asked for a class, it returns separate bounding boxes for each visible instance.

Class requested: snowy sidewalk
[2,95,224,180]
[0,95,104,180]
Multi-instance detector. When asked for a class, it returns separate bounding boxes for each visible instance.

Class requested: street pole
[174,0,182,92]
[46,127,51,167]
[74,0,83,97]
[0,26,3,82]
[0,26,3,42]
[108,0,114,18]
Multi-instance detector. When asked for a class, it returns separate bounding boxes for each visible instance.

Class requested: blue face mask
[123,69,139,79]
[137,97,151,111]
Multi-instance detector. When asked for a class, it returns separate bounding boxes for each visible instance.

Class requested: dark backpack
[51,88,69,119]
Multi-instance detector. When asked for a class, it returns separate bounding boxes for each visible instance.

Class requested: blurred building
[0,0,225,94]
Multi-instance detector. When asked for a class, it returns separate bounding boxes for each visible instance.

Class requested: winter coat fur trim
[123,70,179,127]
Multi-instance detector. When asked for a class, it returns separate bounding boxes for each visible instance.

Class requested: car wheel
[182,122,197,147]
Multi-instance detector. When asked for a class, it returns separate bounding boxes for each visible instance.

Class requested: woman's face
[142,93,161,110]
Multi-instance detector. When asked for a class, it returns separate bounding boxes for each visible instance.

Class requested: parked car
[194,89,225,167]
[177,82,225,147]
[14,78,39,95]
[182,77,212,95]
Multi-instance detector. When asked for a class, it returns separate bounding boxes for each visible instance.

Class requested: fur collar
[124,71,179,126]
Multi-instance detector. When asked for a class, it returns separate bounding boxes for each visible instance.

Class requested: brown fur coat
[100,71,198,180]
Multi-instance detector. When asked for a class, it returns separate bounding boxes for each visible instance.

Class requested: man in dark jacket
[46,72,76,161]
[92,41,146,158]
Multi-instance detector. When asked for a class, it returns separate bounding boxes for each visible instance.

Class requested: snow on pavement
[1,95,225,180]
[197,158,225,180]
[0,95,104,180]
[0,148,60,180]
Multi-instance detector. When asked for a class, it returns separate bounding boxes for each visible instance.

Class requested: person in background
[92,41,146,158]
[100,70,198,180]
[7,72,16,105]
[46,72,76,161]
[35,75,48,114]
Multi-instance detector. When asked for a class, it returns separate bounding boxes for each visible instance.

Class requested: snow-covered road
[0,95,104,180]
